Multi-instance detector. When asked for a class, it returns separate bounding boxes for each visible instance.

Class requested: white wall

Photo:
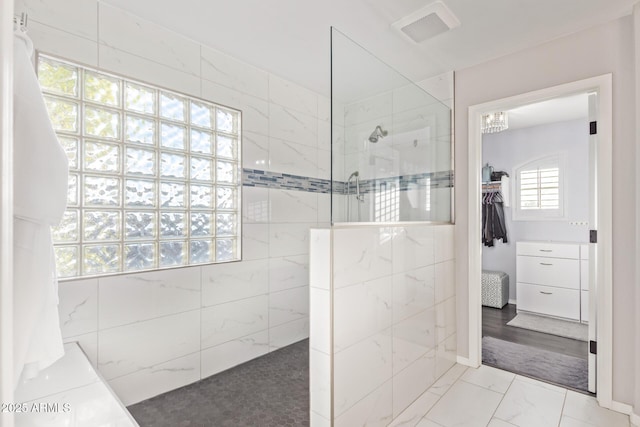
[15,0,330,405]
[482,119,590,300]
[455,16,636,404]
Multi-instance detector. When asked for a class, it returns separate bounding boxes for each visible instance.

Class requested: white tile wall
[269,104,318,149]
[29,21,98,66]
[98,44,201,97]
[98,3,201,76]
[269,222,314,257]
[269,189,318,223]
[201,80,270,135]
[109,352,201,406]
[269,286,309,327]
[269,74,318,117]
[58,279,98,338]
[392,349,436,418]
[201,295,268,349]
[334,277,393,352]
[98,310,200,380]
[333,227,393,288]
[201,259,268,306]
[268,255,310,293]
[242,131,269,170]
[201,46,269,100]
[309,224,456,425]
[334,380,393,427]
[200,330,269,378]
[269,317,309,350]
[268,137,318,178]
[34,0,327,396]
[310,349,331,419]
[334,331,393,416]
[98,268,201,329]
[17,0,98,40]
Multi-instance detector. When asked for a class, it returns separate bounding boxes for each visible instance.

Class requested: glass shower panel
[331,28,452,223]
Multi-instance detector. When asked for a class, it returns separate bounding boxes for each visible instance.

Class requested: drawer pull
[539,249,553,252]
[540,262,553,266]
[539,291,553,295]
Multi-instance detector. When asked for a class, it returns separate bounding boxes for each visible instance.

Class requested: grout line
[558,390,569,427]
[486,372,516,424]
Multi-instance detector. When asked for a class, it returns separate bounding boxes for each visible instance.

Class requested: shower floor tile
[127,339,309,427]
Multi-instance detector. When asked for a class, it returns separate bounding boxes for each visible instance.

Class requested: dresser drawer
[516,242,579,259]
[516,256,580,289]
[516,283,580,320]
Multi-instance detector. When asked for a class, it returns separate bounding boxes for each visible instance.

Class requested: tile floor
[128,339,309,426]
[394,364,630,427]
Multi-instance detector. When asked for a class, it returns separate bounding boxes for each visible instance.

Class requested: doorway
[480,92,594,393]
[465,75,613,407]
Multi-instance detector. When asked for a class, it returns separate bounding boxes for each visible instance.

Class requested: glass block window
[38,54,242,278]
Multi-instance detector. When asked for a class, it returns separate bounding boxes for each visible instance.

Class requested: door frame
[466,74,613,407]
[1,0,15,425]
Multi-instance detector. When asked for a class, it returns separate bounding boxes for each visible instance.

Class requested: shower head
[368,125,388,143]
[348,170,359,181]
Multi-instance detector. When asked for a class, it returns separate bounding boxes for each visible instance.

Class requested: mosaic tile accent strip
[347,170,454,195]
[242,168,454,195]
[243,168,332,193]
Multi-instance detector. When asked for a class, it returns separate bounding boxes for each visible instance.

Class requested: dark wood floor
[482,304,588,360]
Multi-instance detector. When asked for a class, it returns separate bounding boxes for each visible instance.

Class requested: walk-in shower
[330,28,452,223]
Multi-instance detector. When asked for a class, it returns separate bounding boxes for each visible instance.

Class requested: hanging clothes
[482,191,508,247]
[13,29,69,386]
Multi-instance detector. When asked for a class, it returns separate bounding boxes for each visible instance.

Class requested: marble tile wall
[17,0,330,405]
[310,224,456,426]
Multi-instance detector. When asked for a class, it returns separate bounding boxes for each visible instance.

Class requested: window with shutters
[514,154,565,220]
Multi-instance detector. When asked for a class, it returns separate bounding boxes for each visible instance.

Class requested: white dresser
[516,241,589,322]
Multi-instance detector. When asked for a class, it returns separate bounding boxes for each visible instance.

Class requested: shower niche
[331,28,452,223]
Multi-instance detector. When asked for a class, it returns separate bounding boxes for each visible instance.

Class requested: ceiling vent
[392,1,460,44]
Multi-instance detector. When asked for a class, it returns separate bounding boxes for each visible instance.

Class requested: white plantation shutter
[515,155,564,220]
[519,167,560,210]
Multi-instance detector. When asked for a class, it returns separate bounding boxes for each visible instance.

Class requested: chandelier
[481,112,508,134]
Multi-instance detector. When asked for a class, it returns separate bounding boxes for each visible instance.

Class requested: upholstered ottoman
[481,270,509,308]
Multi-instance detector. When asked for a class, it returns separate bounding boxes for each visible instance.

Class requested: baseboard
[609,400,640,425]
[610,400,632,414]
[456,355,477,367]
[508,299,517,305]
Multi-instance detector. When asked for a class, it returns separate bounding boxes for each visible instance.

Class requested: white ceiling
[101,0,635,96]
[506,93,589,130]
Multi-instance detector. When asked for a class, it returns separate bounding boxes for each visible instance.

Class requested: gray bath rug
[507,312,588,341]
[482,336,588,392]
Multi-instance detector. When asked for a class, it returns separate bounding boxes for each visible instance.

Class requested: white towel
[13,30,69,387]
